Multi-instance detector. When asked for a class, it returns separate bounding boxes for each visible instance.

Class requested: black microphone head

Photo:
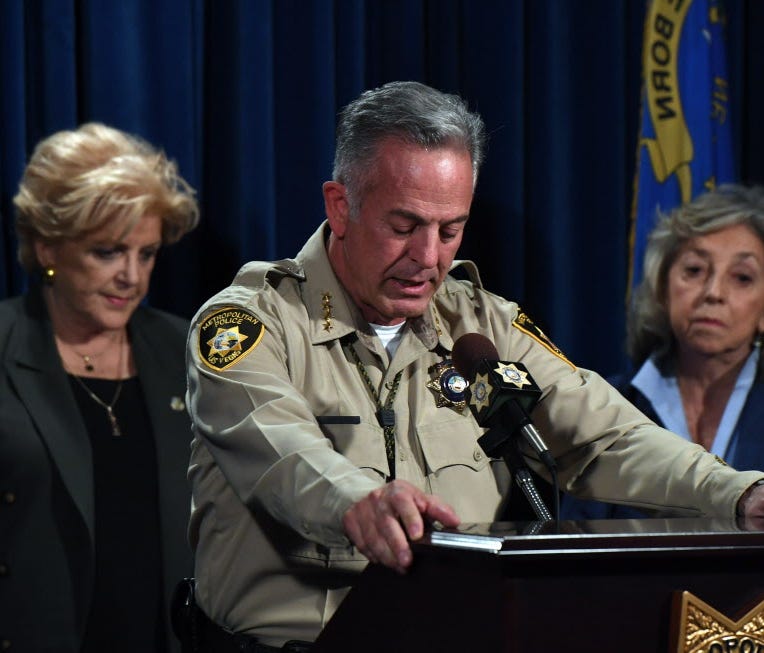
[452,333,499,379]
[452,332,542,427]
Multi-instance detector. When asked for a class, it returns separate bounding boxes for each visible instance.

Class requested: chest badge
[427,360,467,412]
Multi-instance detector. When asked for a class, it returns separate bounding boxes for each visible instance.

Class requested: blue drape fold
[1,0,763,375]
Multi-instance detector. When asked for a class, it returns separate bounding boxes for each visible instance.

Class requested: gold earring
[43,267,55,285]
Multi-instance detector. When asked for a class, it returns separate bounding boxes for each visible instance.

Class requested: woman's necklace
[71,331,121,372]
[68,331,126,437]
[71,375,124,437]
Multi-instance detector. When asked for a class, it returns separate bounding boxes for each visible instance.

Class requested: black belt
[195,606,312,653]
[171,577,312,653]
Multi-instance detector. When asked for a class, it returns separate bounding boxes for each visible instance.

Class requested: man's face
[324,139,474,325]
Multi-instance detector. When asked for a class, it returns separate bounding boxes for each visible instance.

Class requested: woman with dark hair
[563,184,764,519]
[0,123,199,652]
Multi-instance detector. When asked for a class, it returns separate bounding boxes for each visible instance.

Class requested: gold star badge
[469,372,493,413]
[672,591,764,653]
[197,307,265,371]
[495,362,531,388]
[207,326,249,355]
[426,360,467,412]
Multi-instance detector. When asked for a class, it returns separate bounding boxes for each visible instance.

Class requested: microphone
[451,333,556,472]
[452,332,558,523]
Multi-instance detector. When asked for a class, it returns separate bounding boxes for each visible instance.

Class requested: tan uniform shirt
[187,223,763,646]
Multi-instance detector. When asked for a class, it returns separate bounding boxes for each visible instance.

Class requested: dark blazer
[560,368,764,520]
[0,289,193,652]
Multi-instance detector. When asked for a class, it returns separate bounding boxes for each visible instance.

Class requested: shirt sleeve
[187,302,383,548]
[502,318,762,519]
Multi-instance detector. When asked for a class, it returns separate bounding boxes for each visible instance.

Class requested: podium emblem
[672,591,764,653]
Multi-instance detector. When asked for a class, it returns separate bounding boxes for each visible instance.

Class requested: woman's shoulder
[131,305,190,339]
[0,294,31,335]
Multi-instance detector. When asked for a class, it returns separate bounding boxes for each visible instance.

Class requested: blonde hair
[14,122,199,272]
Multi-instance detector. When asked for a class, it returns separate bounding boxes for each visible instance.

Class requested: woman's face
[666,223,764,363]
[35,213,163,335]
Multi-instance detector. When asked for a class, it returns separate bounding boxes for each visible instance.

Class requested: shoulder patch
[197,307,265,371]
[512,309,576,369]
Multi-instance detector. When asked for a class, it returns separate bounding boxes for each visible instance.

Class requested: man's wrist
[736,479,764,516]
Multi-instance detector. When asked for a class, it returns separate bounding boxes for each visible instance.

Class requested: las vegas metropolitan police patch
[198,307,265,371]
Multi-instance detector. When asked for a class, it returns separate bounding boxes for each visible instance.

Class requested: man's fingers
[343,480,460,572]
[423,499,460,529]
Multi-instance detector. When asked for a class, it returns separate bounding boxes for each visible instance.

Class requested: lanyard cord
[347,343,402,480]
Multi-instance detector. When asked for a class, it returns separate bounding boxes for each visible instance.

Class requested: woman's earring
[43,267,55,285]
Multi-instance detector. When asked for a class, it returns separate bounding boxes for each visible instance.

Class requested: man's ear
[323,181,350,238]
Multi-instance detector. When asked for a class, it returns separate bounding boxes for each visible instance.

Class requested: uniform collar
[295,222,450,354]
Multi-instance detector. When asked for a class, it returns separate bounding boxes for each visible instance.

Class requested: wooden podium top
[420,516,764,558]
[313,517,764,653]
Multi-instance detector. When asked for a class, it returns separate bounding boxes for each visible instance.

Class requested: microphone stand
[479,426,555,523]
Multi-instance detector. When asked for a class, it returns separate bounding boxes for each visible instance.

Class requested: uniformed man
[183,81,764,652]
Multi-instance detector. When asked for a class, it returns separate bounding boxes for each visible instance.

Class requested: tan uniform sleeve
[500,317,762,519]
[187,302,382,548]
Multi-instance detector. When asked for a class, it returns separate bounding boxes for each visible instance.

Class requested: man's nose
[409,228,439,268]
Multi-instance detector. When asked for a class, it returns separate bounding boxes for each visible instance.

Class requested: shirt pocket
[318,420,390,481]
[417,417,489,475]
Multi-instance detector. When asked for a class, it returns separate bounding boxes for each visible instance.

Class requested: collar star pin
[321,292,333,331]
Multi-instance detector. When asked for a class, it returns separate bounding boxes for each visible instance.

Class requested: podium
[312,518,764,652]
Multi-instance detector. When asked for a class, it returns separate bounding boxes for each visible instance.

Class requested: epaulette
[448,259,483,288]
[231,258,305,291]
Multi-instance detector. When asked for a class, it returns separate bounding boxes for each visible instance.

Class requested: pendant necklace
[71,332,121,372]
[71,375,124,437]
[69,332,125,437]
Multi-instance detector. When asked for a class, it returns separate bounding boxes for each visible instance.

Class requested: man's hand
[343,479,460,574]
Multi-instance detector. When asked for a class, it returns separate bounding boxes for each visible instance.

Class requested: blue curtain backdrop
[2,0,763,376]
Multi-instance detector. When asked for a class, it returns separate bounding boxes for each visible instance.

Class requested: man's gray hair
[332,81,486,216]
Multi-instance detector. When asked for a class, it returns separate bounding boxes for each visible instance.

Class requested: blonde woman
[0,123,199,652]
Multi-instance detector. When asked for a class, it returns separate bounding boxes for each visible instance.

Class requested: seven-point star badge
[469,372,493,412]
[495,362,531,388]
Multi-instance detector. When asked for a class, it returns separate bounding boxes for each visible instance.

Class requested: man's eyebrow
[388,209,469,226]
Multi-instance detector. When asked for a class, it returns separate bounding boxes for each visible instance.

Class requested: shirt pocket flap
[318,420,390,479]
[417,417,488,473]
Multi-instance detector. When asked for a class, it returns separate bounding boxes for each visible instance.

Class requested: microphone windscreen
[452,333,499,379]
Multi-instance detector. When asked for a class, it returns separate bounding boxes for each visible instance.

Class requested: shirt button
[473,449,483,461]
[398,449,407,461]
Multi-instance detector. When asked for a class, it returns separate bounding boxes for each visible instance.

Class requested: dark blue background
[2,1,763,376]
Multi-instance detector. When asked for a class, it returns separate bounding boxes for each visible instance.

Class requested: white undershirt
[631,347,759,460]
[370,321,406,358]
